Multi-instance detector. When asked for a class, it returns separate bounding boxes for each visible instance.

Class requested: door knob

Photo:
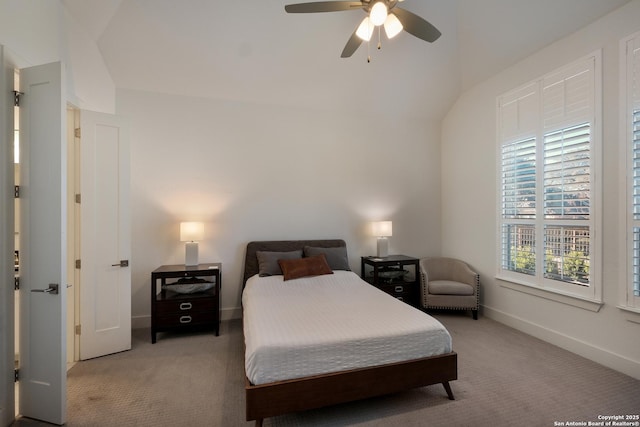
[111,260,129,267]
[30,284,59,295]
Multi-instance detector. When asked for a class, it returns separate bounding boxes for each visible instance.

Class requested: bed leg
[255,419,263,427]
[442,382,455,400]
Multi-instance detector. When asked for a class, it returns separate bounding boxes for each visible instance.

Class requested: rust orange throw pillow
[278,254,334,281]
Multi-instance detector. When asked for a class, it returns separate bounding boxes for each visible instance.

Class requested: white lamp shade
[180,222,204,242]
[371,221,393,237]
[370,2,388,26]
[356,17,374,41]
[384,13,403,39]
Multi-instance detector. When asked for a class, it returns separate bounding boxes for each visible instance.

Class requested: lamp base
[376,238,388,258]
[185,242,199,267]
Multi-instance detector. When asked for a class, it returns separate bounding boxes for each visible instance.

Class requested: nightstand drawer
[156,297,215,315]
[378,283,417,300]
[377,283,410,294]
[155,311,216,328]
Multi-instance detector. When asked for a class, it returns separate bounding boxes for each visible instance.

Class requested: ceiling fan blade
[392,7,441,43]
[285,1,363,13]
[341,28,363,58]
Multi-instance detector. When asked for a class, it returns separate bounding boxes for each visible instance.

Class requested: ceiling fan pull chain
[367,37,371,63]
[377,26,382,50]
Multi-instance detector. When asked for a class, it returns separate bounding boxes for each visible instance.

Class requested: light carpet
[14,313,640,426]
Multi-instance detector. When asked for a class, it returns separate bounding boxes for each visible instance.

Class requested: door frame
[67,106,80,365]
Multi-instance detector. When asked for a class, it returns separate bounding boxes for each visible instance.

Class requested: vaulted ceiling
[63,0,629,120]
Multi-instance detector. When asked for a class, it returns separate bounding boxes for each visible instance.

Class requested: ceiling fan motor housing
[361,0,401,14]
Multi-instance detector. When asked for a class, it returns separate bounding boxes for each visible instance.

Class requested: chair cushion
[429,280,474,296]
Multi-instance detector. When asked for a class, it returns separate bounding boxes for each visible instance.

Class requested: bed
[242,239,457,426]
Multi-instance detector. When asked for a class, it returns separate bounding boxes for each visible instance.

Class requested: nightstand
[361,255,420,308]
[151,263,221,343]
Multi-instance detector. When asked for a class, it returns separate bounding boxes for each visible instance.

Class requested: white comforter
[242,270,452,385]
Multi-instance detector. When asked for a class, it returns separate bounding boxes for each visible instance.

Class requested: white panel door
[0,44,16,427]
[79,111,131,360]
[18,62,67,425]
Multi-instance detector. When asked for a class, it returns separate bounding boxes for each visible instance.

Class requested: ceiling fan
[284,0,441,60]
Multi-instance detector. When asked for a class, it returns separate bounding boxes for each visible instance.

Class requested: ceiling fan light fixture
[369,2,388,26]
[356,17,374,41]
[383,13,403,39]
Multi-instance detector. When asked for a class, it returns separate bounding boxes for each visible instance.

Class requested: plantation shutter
[502,137,536,219]
[541,58,594,286]
[543,123,591,220]
[499,84,539,275]
[631,34,640,221]
[542,59,594,132]
[499,83,538,142]
[629,34,640,298]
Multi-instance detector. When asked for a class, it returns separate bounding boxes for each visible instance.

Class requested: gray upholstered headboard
[242,239,347,287]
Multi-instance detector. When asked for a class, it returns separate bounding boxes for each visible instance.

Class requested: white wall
[441,1,640,379]
[0,0,115,113]
[116,89,442,323]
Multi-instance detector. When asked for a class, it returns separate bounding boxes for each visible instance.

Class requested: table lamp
[372,221,392,257]
[180,222,204,267]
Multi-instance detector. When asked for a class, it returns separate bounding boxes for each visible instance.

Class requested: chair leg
[472,309,478,320]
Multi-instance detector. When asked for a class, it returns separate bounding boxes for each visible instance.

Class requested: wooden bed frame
[242,240,457,426]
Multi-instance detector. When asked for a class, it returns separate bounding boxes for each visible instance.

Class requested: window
[497,53,601,302]
[623,32,640,310]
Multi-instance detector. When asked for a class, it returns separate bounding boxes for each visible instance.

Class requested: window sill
[616,305,640,324]
[496,276,604,312]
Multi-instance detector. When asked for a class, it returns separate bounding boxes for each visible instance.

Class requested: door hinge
[13,91,23,107]
[14,369,19,382]
[74,128,81,138]
[75,259,81,269]
[75,193,81,204]
[14,277,19,290]
[14,185,19,198]
[75,324,81,335]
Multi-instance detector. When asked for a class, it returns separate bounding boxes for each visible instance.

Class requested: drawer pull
[396,297,404,301]
[394,286,404,293]
[179,302,192,310]
[179,315,192,324]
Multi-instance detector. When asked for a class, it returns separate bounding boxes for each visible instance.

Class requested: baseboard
[131,307,242,330]
[483,305,640,380]
[131,315,150,329]
[221,307,242,320]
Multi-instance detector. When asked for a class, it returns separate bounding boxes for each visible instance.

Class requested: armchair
[420,257,480,320]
